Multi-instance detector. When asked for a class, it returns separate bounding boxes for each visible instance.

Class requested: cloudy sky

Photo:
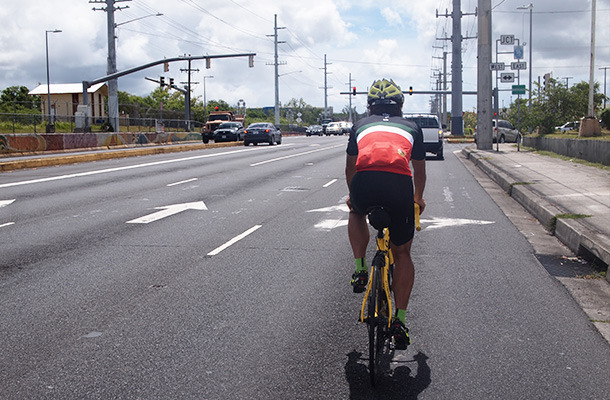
[0,0,608,115]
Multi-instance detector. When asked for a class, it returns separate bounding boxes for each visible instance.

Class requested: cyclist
[345,78,426,350]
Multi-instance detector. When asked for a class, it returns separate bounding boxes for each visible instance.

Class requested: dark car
[244,123,282,146]
[306,125,323,136]
[213,122,244,142]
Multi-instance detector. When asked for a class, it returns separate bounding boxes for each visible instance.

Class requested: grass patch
[547,213,592,232]
[526,148,609,171]
[510,181,534,187]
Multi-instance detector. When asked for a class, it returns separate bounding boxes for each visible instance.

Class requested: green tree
[0,86,40,112]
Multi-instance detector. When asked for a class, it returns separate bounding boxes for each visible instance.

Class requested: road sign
[512,85,526,95]
[490,62,506,71]
[500,35,515,45]
[514,45,524,59]
[511,61,527,70]
[500,73,515,83]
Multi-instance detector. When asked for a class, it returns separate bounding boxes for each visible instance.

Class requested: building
[29,83,108,121]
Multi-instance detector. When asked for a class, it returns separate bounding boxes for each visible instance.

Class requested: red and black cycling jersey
[346,114,425,177]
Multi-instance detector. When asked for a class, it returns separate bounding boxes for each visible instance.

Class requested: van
[403,113,444,160]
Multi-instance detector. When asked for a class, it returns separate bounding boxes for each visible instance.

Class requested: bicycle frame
[360,227,393,328]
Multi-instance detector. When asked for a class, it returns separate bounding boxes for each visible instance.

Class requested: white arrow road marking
[127,201,208,224]
[0,199,16,208]
[419,217,495,230]
[307,204,350,213]
[207,225,262,256]
[315,219,348,230]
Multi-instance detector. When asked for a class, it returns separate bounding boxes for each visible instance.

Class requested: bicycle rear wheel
[367,267,380,386]
[367,263,390,387]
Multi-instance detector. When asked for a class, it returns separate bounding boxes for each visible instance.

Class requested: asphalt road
[1,136,608,399]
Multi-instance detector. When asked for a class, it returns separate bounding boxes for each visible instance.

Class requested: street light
[517,3,533,109]
[203,75,214,121]
[45,29,62,133]
[115,12,163,27]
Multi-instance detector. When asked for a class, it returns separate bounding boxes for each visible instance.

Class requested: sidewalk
[462,144,610,281]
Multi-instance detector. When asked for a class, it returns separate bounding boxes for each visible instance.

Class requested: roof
[28,83,108,95]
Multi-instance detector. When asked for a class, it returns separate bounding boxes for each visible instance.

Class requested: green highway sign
[512,84,526,95]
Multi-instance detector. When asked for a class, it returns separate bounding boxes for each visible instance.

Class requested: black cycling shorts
[349,170,415,246]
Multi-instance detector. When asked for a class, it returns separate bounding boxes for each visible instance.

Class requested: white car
[403,113,444,160]
[325,121,343,135]
[555,121,580,132]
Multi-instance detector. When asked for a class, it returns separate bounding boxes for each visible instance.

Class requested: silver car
[493,119,521,143]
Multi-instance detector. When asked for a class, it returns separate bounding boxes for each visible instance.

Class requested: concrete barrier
[523,136,609,166]
[0,132,202,154]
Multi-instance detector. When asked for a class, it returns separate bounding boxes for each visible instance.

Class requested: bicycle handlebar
[414,203,421,232]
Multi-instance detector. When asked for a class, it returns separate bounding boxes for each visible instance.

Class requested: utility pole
[267,14,286,126]
[346,73,354,122]
[600,66,609,109]
[180,58,199,131]
[320,54,332,121]
[476,0,493,150]
[437,0,476,136]
[587,0,597,117]
[91,0,131,133]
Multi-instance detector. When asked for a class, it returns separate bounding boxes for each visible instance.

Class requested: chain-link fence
[0,100,203,133]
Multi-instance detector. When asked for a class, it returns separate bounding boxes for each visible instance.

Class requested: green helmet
[367,78,404,106]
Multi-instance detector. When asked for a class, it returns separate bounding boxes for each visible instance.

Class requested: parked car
[213,122,244,142]
[403,113,444,160]
[306,125,323,136]
[244,123,282,146]
[555,121,580,132]
[325,121,343,135]
[474,119,522,144]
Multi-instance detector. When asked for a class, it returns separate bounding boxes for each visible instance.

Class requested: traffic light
[249,55,254,68]
[160,76,165,87]
[409,86,413,96]
[543,73,551,91]
[169,78,174,87]
[353,87,356,95]
[164,62,169,72]
[215,106,219,111]
[206,58,211,69]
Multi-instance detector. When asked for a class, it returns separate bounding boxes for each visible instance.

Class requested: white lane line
[249,144,344,167]
[0,222,15,228]
[0,147,277,189]
[167,178,198,187]
[207,225,262,256]
[323,179,338,188]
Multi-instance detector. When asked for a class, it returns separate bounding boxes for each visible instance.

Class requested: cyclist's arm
[345,154,357,190]
[412,158,426,214]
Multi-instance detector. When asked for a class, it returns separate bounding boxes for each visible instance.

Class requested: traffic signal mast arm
[81,53,255,107]
[341,89,477,95]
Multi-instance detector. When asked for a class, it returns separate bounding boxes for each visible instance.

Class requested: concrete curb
[0,141,241,172]
[462,147,610,277]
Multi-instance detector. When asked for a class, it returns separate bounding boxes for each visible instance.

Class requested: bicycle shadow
[344,350,431,399]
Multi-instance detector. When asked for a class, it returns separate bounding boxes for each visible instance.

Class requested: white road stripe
[167,178,198,187]
[0,147,268,189]
[0,222,15,228]
[323,179,338,188]
[207,225,262,256]
[249,144,343,166]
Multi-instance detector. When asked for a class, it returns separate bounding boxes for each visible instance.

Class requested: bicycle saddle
[367,207,391,230]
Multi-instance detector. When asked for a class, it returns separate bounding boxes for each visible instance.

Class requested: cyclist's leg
[391,239,415,311]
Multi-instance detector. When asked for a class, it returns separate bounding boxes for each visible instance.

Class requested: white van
[403,113,444,160]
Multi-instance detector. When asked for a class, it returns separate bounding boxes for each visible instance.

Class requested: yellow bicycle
[360,204,420,386]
